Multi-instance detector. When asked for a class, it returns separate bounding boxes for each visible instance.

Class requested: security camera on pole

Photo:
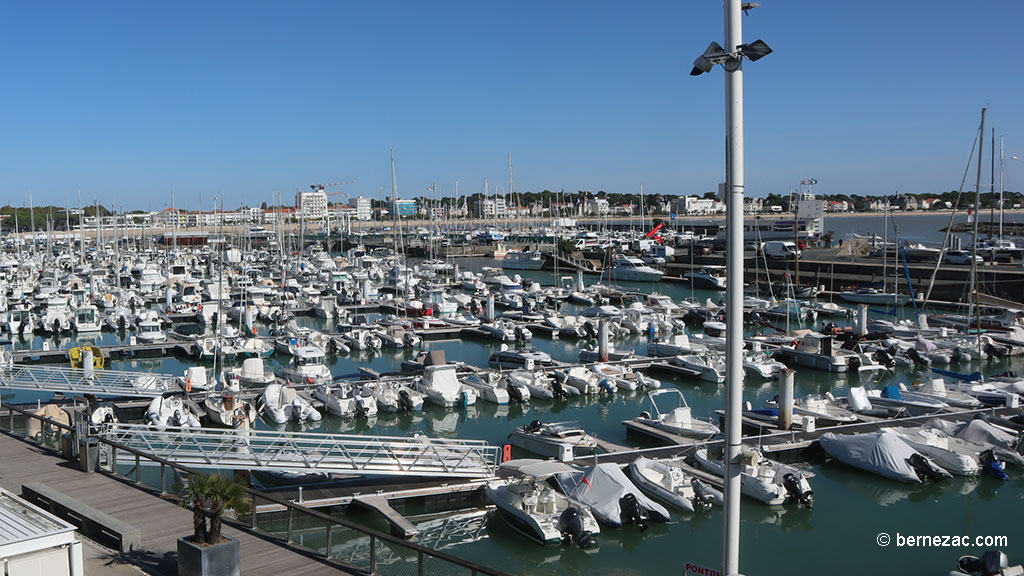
[690,2,772,575]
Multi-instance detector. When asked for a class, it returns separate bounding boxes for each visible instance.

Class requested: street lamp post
[690,2,771,575]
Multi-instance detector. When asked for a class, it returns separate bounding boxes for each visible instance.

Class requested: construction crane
[309,180,357,192]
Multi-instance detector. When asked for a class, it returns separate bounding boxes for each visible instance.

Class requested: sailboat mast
[999,136,1005,242]
[971,107,987,357]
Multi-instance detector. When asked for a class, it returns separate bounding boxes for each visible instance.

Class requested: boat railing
[0,402,511,576]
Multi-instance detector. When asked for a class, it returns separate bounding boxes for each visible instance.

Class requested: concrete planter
[177,535,240,576]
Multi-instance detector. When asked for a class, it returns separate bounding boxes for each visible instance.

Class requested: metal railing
[0,364,180,398]
[1,403,510,576]
[99,423,500,478]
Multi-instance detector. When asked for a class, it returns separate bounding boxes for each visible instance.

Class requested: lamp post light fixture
[689,2,772,576]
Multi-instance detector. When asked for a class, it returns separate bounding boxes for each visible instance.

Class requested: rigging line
[922,124,982,306]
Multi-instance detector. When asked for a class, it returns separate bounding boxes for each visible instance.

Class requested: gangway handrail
[98,423,500,478]
[1,402,511,575]
[0,363,180,397]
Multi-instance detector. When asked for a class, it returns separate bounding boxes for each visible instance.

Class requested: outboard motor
[689,478,713,512]
[525,419,543,433]
[599,378,616,395]
[117,316,127,331]
[980,450,1009,481]
[551,378,568,400]
[873,349,894,368]
[514,326,525,341]
[583,321,596,338]
[907,453,951,482]
[354,396,368,419]
[955,550,1022,576]
[905,347,927,366]
[782,472,814,509]
[619,493,647,531]
[398,389,414,412]
[984,342,1005,359]
[506,382,524,404]
[639,411,652,420]
[557,507,595,549]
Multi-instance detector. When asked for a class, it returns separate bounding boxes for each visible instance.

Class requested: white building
[474,198,507,218]
[295,191,328,220]
[347,196,373,221]
[671,196,725,216]
[584,198,610,216]
[0,488,83,576]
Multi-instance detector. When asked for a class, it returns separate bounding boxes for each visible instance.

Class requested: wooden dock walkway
[0,432,348,576]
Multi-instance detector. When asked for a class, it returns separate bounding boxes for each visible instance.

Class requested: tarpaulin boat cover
[915,337,938,353]
[847,386,873,412]
[881,385,903,400]
[927,419,1024,467]
[554,463,670,526]
[819,431,922,483]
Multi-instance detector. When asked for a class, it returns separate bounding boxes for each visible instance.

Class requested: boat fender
[782,473,814,509]
[557,507,595,549]
[907,453,951,482]
[619,493,647,531]
[980,450,1009,482]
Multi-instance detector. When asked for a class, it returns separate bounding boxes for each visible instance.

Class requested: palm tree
[179,472,252,545]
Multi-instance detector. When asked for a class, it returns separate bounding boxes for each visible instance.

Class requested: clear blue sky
[3,1,1023,210]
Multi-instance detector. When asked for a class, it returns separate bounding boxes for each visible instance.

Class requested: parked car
[941,249,982,265]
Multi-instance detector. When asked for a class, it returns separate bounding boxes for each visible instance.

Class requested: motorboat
[225,357,276,387]
[313,382,379,418]
[867,384,949,416]
[508,420,598,458]
[554,463,671,528]
[819,430,952,483]
[588,363,643,392]
[72,305,102,333]
[600,256,664,282]
[507,369,578,400]
[204,383,257,428]
[629,456,721,513]
[764,393,858,426]
[502,250,545,271]
[480,320,532,342]
[743,352,787,379]
[633,390,719,440]
[774,332,862,373]
[671,354,725,384]
[485,461,599,548]
[557,366,615,396]
[414,364,476,408]
[277,346,332,385]
[488,346,553,370]
[893,427,1002,477]
[136,318,166,342]
[365,380,424,413]
[684,267,727,290]
[261,382,322,425]
[144,392,201,430]
[458,371,512,405]
[646,334,703,358]
[839,287,911,306]
[695,446,814,507]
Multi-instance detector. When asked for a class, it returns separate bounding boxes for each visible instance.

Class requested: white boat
[136,318,166,342]
[558,366,615,396]
[894,428,983,476]
[867,384,949,416]
[144,393,201,430]
[684,267,727,290]
[38,298,71,333]
[508,420,598,458]
[313,383,378,418]
[646,333,704,357]
[277,346,332,385]
[502,250,545,270]
[459,371,512,405]
[488,347,552,370]
[839,287,911,306]
[261,382,322,425]
[72,305,102,333]
[629,456,721,513]
[365,380,424,413]
[671,354,725,383]
[601,256,664,282]
[695,447,814,507]
[480,320,531,342]
[507,369,579,400]
[485,463,599,548]
[774,332,862,373]
[764,393,858,425]
[204,385,257,428]
[589,363,640,391]
[226,357,276,387]
[414,364,476,408]
[634,390,719,440]
[743,352,787,379]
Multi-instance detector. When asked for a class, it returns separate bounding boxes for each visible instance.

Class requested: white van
[762,241,800,259]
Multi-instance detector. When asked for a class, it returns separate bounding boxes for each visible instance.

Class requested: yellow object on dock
[69,346,104,370]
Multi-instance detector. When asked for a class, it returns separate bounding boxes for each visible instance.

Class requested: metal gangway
[98,423,501,478]
[0,364,181,398]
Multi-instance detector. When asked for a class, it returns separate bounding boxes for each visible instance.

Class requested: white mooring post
[778,368,795,431]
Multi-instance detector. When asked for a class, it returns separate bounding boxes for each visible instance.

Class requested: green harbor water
[8,258,1023,575]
